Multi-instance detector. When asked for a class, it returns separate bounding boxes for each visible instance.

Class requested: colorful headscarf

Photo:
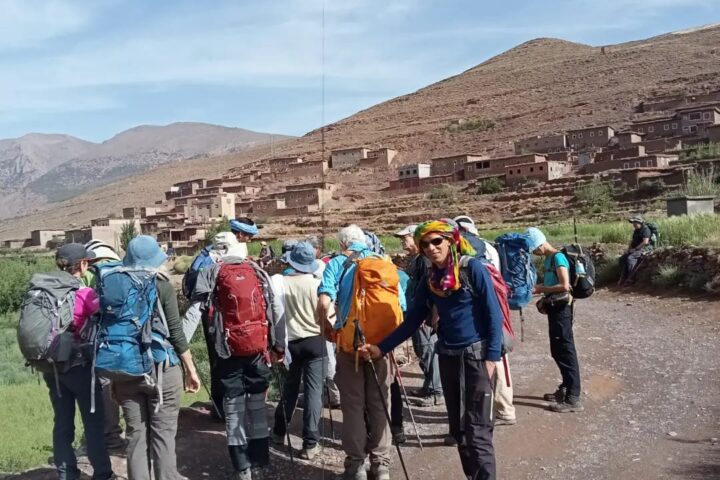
[414,219,476,296]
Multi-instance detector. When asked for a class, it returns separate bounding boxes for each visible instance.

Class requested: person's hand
[184,368,201,394]
[322,319,337,342]
[358,344,382,361]
[484,361,496,382]
[533,285,544,295]
[271,348,285,365]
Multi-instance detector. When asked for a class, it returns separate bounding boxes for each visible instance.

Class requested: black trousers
[547,304,581,398]
[439,353,495,480]
[202,313,225,418]
[390,379,403,428]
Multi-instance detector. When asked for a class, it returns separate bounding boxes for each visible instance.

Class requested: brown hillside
[3,26,720,239]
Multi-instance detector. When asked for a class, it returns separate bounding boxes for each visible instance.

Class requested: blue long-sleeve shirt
[318,242,406,329]
[378,257,504,361]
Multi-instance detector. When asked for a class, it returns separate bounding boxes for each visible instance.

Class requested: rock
[667,431,678,437]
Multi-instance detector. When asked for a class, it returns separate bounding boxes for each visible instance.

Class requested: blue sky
[1,0,718,142]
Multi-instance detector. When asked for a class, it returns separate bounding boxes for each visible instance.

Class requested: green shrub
[445,118,495,133]
[476,177,504,195]
[679,142,720,161]
[0,256,56,314]
[670,166,720,198]
[204,216,231,242]
[575,179,616,213]
[428,185,456,201]
[651,264,682,288]
[173,255,194,274]
[595,256,622,286]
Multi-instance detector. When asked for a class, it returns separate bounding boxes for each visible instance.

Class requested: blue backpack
[363,230,385,256]
[494,233,537,311]
[182,245,214,299]
[93,263,178,410]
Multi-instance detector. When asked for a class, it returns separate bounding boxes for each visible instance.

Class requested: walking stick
[519,309,525,343]
[354,320,411,480]
[272,366,294,464]
[390,353,423,450]
[325,382,335,440]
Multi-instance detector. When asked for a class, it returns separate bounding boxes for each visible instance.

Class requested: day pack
[17,272,81,374]
[459,256,515,354]
[182,245,215,300]
[94,264,178,390]
[495,233,538,310]
[553,244,596,299]
[646,222,660,247]
[338,255,402,353]
[363,230,386,256]
[212,260,274,358]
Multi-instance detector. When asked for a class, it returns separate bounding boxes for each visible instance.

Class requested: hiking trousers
[620,250,643,279]
[273,335,326,449]
[115,364,183,480]
[439,352,496,480]
[494,355,515,421]
[44,365,114,480]
[335,351,394,469]
[412,324,442,394]
[217,353,271,471]
[547,304,581,397]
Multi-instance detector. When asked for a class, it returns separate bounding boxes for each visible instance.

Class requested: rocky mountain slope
[2,25,720,238]
[0,123,289,219]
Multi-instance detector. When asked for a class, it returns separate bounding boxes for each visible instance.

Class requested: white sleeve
[485,242,501,271]
[182,301,203,343]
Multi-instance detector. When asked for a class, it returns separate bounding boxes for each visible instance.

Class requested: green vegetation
[595,256,622,286]
[476,177,505,195]
[670,167,720,198]
[173,255,194,274]
[679,142,720,161]
[651,264,682,288]
[445,117,496,133]
[0,256,57,314]
[575,179,616,214]
[120,220,138,252]
[428,185,456,201]
[204,216,231,242]
[638,178,666,196]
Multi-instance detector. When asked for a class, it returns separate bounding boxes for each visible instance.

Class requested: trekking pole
[195,365,223,420]
[325,382,336,440]
[573,216,578,245]
[272,366,294,464]
[354,320,411,480]
[428,339,438,406]
[390,353,423,451]
[519,309,525,343]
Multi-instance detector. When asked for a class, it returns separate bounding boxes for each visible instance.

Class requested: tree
[120,221,138,252]
[205,216,231,243]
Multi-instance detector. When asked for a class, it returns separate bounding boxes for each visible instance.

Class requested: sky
[1,0,719,142]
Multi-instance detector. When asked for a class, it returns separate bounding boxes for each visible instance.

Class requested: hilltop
[2,24,720,238]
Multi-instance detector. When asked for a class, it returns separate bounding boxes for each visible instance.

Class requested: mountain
[2,24,720,238]
[0,123,289,218]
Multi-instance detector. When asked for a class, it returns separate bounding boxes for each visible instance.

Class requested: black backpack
[553,244,595,299]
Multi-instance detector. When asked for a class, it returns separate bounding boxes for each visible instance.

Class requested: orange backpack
[337,255,403,353]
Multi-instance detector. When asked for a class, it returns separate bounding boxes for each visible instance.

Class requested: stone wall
[635,246,720,294]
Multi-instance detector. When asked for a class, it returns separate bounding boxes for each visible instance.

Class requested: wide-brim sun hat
[287,241,323,274]
[525,227,547,252]
[628,215,644,224]
[123,235,167,268]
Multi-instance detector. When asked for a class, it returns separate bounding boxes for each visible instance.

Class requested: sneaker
[408,395,434,407]
[300,444,320,460]
[391,425,406,445]
[543,386,567,403]
[231,469,252,480]
[370,464,390,480]
[444,434,458,446]
[270,430,285,446]
[335,465,367,480]
[494,417,517,426]
[409,387,430,397]
[549,396,584,413]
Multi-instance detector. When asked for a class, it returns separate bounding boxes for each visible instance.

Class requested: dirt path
[5,290,719,480]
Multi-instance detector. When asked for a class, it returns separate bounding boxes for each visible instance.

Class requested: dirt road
[5,290,719,480]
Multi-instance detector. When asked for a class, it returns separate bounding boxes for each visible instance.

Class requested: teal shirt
[544,252,570,286]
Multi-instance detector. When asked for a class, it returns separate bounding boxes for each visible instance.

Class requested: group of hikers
[18,213,658,480]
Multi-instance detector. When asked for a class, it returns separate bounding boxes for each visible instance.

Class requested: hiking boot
[543,386,567,403]
[231,469,252,480]
[549,396,584,413]
[335,465,367,480]
[370,464,390,480]
[270,430,285,446]
[408,395,434,407]
[300,444,321,460]
[391,425,406,445]
[494,417,517,426]
[444,434,458,446]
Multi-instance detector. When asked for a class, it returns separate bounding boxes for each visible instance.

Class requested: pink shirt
[73,287,100,336]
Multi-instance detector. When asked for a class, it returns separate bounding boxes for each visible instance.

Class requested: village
[4,90,720,254]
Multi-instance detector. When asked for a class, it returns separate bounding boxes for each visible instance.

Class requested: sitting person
[618,215,653,286]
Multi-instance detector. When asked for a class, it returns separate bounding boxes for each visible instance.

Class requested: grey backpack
[17,271,81,375]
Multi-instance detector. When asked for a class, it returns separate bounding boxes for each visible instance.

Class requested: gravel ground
[4,289,719,480]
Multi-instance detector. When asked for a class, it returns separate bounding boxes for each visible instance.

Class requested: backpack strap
[338,251,362,290]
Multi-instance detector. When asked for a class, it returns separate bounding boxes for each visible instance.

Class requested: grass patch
[651,264,682,288]
[595,256,622,286]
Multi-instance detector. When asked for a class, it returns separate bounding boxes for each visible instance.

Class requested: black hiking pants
[439,352,495,480]
[547,303,581,398]
[390,379,403,428]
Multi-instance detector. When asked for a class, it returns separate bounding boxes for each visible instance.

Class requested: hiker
[259,241,275,267]
[526,227,584,413]
[317,224,405,480]
[618,215,653,286]
[22,244,115,480]
[82,240,127,451]
[306,234,341,408]
[454,216,516,426]
[182,232,246,420]
[105,236,201,480]
[231,217,259,243]
[394,224,443,409]
[361,219,503,480]
[270,242,326,460]
[193,242,284,480]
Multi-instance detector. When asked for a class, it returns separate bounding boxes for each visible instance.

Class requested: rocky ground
[4,289,719,480]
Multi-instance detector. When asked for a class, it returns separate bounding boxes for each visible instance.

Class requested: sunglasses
[420,237,445,249]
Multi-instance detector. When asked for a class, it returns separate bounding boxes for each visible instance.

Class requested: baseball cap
[453,215,479,235]
[395,224,418,237]
[57,243,96,265]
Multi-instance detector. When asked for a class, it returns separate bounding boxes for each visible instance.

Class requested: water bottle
[576,260,586,277]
